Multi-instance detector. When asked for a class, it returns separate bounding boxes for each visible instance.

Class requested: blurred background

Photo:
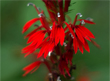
[1,0,109,81]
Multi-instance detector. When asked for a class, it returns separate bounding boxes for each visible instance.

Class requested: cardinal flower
[50,22,65,46]
[64,13,95,54]
[37,38,55,59]
[22,0,98,80]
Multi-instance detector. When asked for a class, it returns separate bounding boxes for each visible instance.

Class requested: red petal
[37,42,48,58]
[23,61,38,70]
[50,22,56,38]
[77,19,95,24]
[27,30,45,44]
[23,68,33,76]
[77,39,83,54]
[60,26,65,45]
[30,65,40,74]
[44,50,49,59]
[90,39,100,49]
[65,66,71,77]
[73,37,78,54]
[24,50,35,57]
[75,28,85,44]
[77,27,91,41]
[55,27,59,45]
[83,40,90,52]
[24,26,43,39]
[79,26,95,39]
[23,61,41,76]
[22,18,40,33]
[64,22,75,37]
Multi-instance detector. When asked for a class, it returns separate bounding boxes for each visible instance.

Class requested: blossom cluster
[22,0,96,79]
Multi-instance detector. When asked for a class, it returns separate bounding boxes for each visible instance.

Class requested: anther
[50,26,52,30]
[76,13,82,17]
[57,12,61,17]
[69,33,74,39]
[81,20,85,24]
[86,17,93,21]
[27,3,35,6]
[38,13,44,17]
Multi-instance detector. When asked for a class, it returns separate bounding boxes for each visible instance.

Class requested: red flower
[64,13,95,54]
[22,30,47,57]
[50,22,65,46]
[37,38,55,59]
[23,61,42,76]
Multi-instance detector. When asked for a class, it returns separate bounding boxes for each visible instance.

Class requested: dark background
[1,1,109,81]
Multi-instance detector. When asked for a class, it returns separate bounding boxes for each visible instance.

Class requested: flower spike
[22,0,98,79]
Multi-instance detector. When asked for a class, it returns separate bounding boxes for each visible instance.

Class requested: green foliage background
[1,1,109,81]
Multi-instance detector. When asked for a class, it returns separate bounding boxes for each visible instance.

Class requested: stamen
[27,3,34,6]
[81,20,85,24]
[76,13,82,17]
[27,3,40,14]
[57,12,61,17]
[57,76,61,81]
[38,13,44,17]
[50,26,52,30]
[86,17,93,21]
[69,33,74,39]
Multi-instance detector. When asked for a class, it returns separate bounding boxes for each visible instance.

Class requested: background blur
[1,1,109,81]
